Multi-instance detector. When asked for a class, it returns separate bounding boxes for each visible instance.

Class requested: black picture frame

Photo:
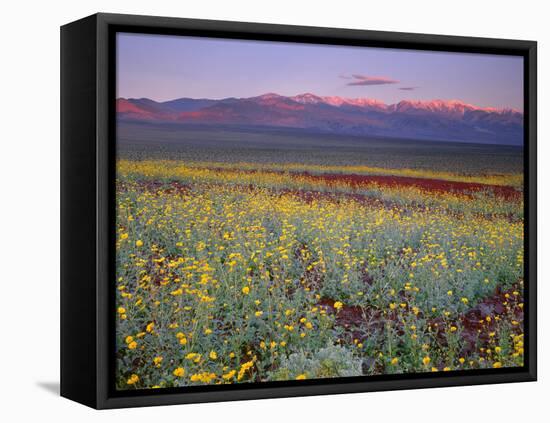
[61,12,537,409]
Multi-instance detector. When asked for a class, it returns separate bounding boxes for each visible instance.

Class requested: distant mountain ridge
[117,93,523,145]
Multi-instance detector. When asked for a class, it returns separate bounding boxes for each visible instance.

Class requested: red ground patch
[204,166,522,199]
[297,172,522,200]
[321,282,524,360]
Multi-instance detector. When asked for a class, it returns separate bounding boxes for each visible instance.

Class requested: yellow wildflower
[173,367,185,377]
[222,370,236,380]
[126,374,139,385]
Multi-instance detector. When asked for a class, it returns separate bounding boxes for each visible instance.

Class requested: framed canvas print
[60,13,537,409]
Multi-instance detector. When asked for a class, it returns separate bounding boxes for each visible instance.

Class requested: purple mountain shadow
[117,93,524,145]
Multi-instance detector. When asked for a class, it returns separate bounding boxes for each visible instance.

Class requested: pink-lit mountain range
[117,93,523,145]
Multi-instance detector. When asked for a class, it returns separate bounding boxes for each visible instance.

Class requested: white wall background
[1,0,546,420]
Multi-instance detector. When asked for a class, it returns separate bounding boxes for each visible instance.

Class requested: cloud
[399,86,419,91]
[344,74,399,86]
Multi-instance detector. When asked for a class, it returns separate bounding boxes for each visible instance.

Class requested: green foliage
[269,345,363,380]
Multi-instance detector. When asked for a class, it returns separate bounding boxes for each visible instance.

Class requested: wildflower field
[115,130,525,390]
